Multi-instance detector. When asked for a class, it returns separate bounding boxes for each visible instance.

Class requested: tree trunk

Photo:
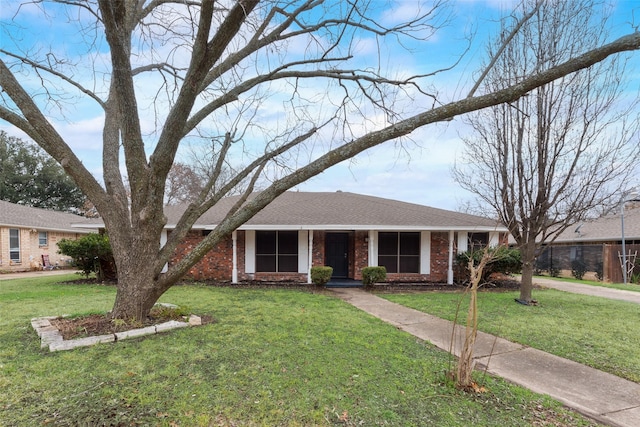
[518,242,536,304]
[111,274,160,322]
[107,220,172,322]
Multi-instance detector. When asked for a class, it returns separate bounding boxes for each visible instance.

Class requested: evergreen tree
[0,131,85,211]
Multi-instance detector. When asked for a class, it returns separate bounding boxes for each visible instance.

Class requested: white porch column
[232,230,238,284]
[447,230,454,285]
[368,230,376,266]
[307,230,314,284]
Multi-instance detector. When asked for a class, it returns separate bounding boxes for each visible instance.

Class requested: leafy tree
[453,0,640,304]
[1,1,639,320]
[0,131,85,211]
[58,234,116,281]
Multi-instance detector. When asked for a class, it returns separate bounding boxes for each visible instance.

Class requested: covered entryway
[325,232,350,278]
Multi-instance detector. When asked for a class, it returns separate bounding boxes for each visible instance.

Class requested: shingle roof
[0,200,93,233]
[554,206,640,243]
[163,191,505,231]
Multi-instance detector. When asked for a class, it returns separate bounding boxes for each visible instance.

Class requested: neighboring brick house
[0,200,92,272]
[161,191,507,284]
[536,205,640,283]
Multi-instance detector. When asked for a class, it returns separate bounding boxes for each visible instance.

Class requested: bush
[456,247,521,282]
[571,259,587,280]
[310,266,333,286]
[594,261,604,281]
[362,266,386,287]
[58,233,116,281]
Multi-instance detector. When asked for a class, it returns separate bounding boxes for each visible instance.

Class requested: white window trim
[38,231,48,247]
[9,228,21,262]
[298,230,309,274]
[245,230,256,274]
[420,231,431,275]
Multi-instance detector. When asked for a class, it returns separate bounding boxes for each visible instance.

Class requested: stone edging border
[31,310,202,352]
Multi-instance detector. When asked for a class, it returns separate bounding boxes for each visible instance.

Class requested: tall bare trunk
[518,242,536,303]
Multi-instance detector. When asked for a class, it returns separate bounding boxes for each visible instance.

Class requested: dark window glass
[378,232,420,273]
[378,232,398,256]
[256,231,276,254]
[278,231,298,254]
[399,256,419,273]
[378,255,398,273]
[278,255,298,272]
[256,255,276,272]
[400,233,420,255]
[468,232,489,248]
[256,231,298,272]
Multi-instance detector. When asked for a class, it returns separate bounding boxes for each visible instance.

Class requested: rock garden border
[31,304,203,352]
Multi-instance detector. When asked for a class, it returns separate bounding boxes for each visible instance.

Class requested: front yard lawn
[382,288,640,383]
[0,274,599,426]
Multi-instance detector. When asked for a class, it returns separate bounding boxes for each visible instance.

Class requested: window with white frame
[9,229,20,262]
[39,231,48,247]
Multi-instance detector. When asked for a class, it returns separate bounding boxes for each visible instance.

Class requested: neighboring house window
[570,246,583,262]
[468,232,489,248]
[256,231,298,272]
[9,229,20,262]
[39,231,48,247]
[378,232,420,273]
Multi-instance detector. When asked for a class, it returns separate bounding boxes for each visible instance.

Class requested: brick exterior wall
[170,230,234,281]
[169,229,499,284]
[174,230,310,283]
[353,231,368,280]
[0,227,84,272]
[312,231,325,267]
[429,231,450,282]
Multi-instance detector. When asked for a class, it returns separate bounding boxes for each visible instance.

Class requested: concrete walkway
[530,276,640,304]
[330,286,640,427]
[0,269,78,281]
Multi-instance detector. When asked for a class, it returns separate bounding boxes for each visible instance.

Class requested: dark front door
[325,233,349,278]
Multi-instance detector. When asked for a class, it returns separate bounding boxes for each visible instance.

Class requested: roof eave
[164,224,507,232]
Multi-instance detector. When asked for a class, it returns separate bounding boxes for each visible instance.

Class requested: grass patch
[0,275,599,426]
[382,288,640,382]
[534,274,640,292]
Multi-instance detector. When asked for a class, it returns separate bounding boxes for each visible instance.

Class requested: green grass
[534,274,640,292]
[0,275,599,426]
[382,288,640,382]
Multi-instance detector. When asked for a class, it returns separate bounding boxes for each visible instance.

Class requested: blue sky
[1,0,639,211]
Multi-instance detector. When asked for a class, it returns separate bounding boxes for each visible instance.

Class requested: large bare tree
[1,1,639,320]
[453,0,640,304]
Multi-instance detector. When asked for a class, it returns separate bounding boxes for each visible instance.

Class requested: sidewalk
[530,276,640,304]
[0,269,78,281]
[330,287,640,427]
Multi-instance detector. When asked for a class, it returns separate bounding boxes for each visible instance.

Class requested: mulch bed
[50,308,215,340]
